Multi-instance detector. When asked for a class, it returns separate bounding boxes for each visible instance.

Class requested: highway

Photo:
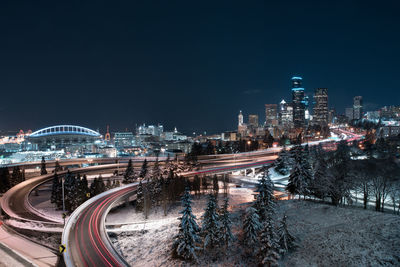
[63,184,136,267]
[62,156,278,267]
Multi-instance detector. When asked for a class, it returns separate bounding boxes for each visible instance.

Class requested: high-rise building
[345,107,354,121]
[238,110,243,126]
[313,88,329,126]
[237,110,247,136]
[265,104,278,127]
[279,99,293,128]
[353,96,363,120]
[248,114,259,128]
[291,76,306,128]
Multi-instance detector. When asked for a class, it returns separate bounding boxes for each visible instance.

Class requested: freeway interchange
[0,129,362,267]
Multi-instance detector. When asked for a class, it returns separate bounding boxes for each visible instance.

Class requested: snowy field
[107,184,400,266]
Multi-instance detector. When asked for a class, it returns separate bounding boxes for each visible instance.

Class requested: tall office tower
[248,114,259,128]
[238,110,243,126]
[353,96,363,120]
[237,110,247,136]
[279,99,293,128]
[313,88,329,126]
[291,76,306,128]
[345,107,354,121]
[265,104,278,127]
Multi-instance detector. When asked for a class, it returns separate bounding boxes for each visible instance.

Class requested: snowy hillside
[107,191,400,266]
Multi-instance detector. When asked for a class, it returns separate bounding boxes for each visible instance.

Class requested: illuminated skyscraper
[248,114,259,128]
[313,88,329,126]
[265,104,278,127]
[353,96,363,120]
[291,76,306,128]
[279,99,293,128]
[238,110,243,126]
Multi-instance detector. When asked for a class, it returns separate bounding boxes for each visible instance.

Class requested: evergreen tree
[172,187,201,262]
[193,175,201,195]
[40,156,47,175]
[64,172,77,213]
[76,174,90,205]
[311,156,329,199]
[286,151,312,199]
[152,157,161,180]
[54,160,62,172]
[139,159,148,180]
[254,169,275,221]
[243,206,261,252]
[97,175,106,194]
[50,172,61,204]
[11,166,22,186]
[277,215,295,254]
[219,198,233,248]
[123,159,135,184]
[259,219,280,267]
[274,149,291,175]
[136,180,144,211]
[212,175,219,196]
[201,194,220,249]
[106,178,112,189]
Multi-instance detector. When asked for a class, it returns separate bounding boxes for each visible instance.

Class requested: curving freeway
[62,157,278,267]
[62,183,138,267]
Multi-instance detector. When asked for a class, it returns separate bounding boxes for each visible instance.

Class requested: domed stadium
[28,125,101,151]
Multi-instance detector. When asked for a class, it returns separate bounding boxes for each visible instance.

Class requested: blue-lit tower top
[291,76,304,90]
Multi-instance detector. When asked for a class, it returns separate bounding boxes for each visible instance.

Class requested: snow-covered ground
[107,185,400,266]
[280,200,400,266]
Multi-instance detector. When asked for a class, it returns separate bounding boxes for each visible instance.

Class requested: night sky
[1,1,400,135]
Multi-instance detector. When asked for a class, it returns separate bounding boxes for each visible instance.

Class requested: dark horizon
[1,1,399,134]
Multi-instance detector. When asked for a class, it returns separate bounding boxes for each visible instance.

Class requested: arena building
[28,125,101,152]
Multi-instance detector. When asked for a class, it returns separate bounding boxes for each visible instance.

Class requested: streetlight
[61,175,66,224]
[246,140,251,153]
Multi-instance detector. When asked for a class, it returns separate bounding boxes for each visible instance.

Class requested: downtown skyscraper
[291,76,306,128]
[313,88,329,126]
[353,96,363,120]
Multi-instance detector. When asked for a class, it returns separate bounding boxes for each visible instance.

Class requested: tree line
[172,169,295,266]
[275,137,400,213]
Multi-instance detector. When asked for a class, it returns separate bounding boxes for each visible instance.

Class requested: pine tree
[152,157,161,180]
[40,157,47,175]
[11,166,22,186]
[259,219,280,267]
[254,169,275,221]
[50,172,61,204]
[286,151,312,199]
[106,178,112,189]
[277,215,295,254]
[76,174,90,206]
[64,172,77,213]
[172,187,201,262]
[201,194,220,249]
[219,198,233,248]
[90,177,98,197]
[274,149,291,175]
[54,160,62,172]
[212,175,219,196]
[136,180,144,211]
[139,159,148,180]
[311,157,329,199]
[243,206,261,251]
[123,159,135,184]
[97,175,106,194]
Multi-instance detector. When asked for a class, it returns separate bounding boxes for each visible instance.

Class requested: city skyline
[1,1,400,134]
